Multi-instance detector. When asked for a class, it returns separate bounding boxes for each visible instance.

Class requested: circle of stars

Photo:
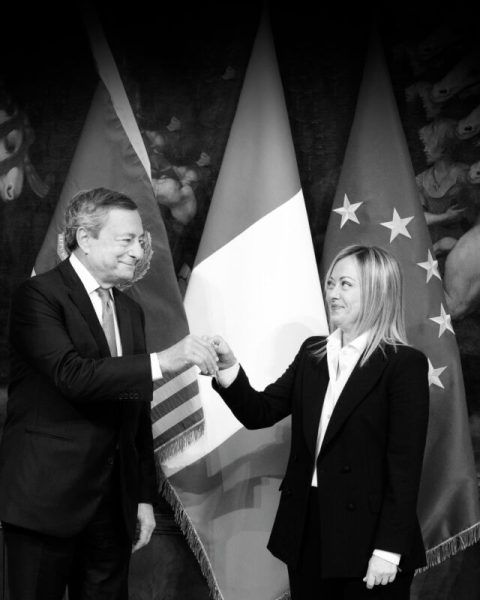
[331,194,458,397]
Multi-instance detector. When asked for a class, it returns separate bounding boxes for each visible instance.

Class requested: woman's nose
[327,288,338,301]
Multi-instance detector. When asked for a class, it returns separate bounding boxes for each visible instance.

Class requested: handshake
[156,334,236,377]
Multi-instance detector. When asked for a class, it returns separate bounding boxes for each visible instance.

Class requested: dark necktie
[96,287,118,357]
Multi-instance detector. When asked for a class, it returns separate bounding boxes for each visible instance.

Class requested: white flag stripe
[151,366,198,409]
[152,394,202,438]
[186,190,326,380]
[164,191,328,475]
[165,12,330,597]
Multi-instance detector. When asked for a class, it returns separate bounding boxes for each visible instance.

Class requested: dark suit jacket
[0,259,157,539]
[213,336,429,578]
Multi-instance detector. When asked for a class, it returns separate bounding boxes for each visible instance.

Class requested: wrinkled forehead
[98,208,144,235]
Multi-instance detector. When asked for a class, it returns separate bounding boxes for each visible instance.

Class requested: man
[0,187,218,599]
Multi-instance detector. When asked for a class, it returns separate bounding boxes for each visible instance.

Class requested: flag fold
[34,14,204,464]
[162,8,328,600]
[320,30,480,570]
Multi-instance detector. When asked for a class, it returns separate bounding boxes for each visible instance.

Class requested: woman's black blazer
[213,336,429,578]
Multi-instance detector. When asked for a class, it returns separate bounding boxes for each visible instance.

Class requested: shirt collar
[70,252,109,297]
[327,328,370,355]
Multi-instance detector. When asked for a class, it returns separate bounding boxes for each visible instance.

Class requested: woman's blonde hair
[314,245,408,366]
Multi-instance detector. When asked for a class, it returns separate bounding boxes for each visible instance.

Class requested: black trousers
[3,467,131,600]
[288,488,414,600]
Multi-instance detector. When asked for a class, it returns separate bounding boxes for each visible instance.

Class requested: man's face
[82,208,145,287]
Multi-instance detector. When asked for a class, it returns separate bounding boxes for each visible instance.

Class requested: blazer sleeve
[374,347,430,554]
[9,277,152,403]
[212,338,313,429]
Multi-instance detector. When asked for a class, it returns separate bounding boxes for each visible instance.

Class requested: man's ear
[76,227,91,254]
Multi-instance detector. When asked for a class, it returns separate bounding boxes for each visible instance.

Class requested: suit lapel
[58,260,111,357]
[319,348,388,457]
[302,354,330,457]
[58,260,127,431]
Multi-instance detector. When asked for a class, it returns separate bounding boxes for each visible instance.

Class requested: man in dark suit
[0,187,218,600]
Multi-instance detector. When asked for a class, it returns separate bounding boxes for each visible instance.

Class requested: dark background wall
[1,1,479,597]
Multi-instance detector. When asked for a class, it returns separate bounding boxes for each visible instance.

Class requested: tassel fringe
[161,476,292,600]
[154,420,205,465]
[415,521,480,574]
[161,468,480,594]
[161,478,224,600]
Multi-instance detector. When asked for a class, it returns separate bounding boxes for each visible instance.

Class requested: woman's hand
[204,335,237,370]
[363,555,398,589]
[156,334,219,376]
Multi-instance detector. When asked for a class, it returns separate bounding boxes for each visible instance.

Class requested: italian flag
[163,9,328,600]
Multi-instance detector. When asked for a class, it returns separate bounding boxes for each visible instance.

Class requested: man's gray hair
[64,188,138,252]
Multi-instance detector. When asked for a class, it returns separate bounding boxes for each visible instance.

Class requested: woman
[210,245,429,599]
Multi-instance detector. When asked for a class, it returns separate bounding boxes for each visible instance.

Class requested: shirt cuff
[215,363,240,387]
[373,549,401,565]
[150,353,163,381]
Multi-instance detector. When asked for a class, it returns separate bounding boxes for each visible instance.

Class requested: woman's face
[326,255,362,340]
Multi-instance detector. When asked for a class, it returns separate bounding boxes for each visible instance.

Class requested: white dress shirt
[69,253,162,381]
[311,328,369,486]
[313,329,400,565]
[216,331,400,566]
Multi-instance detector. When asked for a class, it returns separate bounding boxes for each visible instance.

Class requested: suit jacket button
[284,489,292,497]
[107,456,115,465]
[341,465,352,473]
[346,502,355,511]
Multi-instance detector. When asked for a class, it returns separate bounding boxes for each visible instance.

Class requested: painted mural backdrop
[387,12,480,467]
[0,0,478,522]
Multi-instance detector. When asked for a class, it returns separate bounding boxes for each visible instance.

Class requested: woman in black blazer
[210,245,429,600]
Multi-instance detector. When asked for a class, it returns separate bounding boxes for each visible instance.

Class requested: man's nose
[129,239,144,259]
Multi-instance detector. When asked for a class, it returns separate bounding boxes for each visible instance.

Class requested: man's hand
[156,334,219,377]
[363,555,398,589]
[207,335,237,370]
[132,503,156,553]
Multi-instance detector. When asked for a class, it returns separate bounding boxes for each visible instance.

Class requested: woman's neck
[341,329,355,347]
